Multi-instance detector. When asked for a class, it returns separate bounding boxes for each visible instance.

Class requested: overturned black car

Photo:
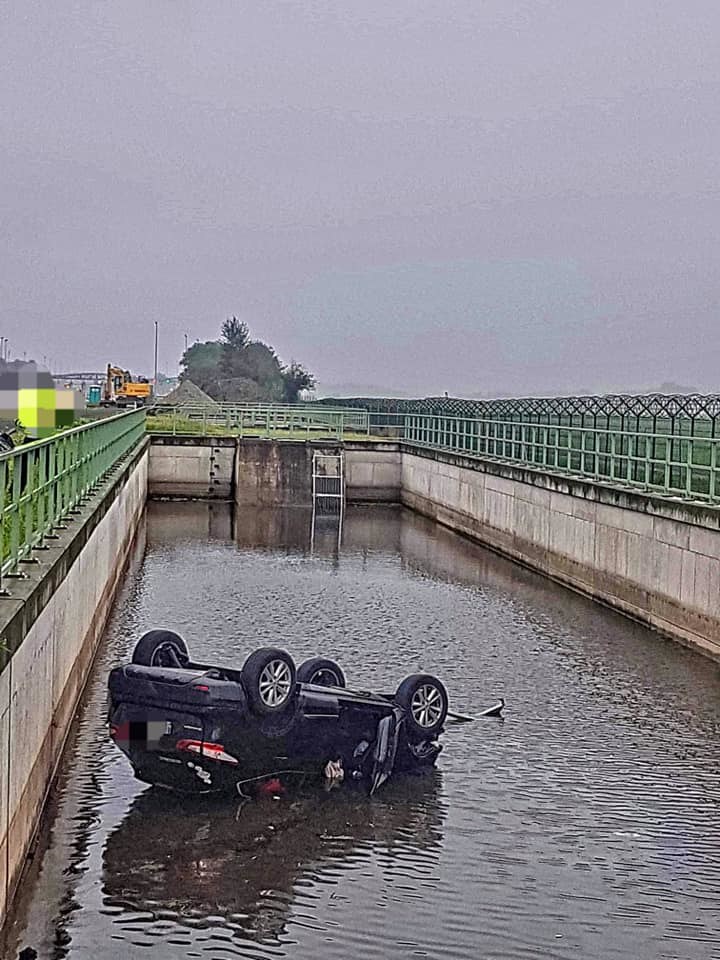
[107,630,450,796]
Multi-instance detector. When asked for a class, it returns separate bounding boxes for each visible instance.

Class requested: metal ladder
[311,452,345,554]
[311,451,345,513]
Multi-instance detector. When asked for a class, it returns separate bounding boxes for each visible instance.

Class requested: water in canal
[5,502,720,960]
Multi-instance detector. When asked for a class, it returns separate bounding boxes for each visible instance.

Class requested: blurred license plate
[116,720,172,747]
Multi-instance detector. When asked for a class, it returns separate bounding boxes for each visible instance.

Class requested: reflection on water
[5,503,720,960]
[102,774,444,949]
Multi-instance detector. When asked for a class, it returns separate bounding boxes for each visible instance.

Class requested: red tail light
[175,739,238,764]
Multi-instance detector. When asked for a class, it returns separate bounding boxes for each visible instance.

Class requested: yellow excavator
[102,365,152,408]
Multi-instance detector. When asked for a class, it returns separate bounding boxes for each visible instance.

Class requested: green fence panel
[1,409,145,585]
[403,414,720,504]
[146,403,368,439]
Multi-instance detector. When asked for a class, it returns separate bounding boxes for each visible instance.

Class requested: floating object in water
[324,758,344,782]
[257,777,284,796]
[447,698,505,723]
[479,698,505,718]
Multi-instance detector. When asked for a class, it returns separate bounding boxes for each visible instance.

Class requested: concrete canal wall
[402,445,720,661]
[148,436,236,499]
[233,440,401,505]
[345,445,402,502]
[235,440,338,506]
[0,443,148,928]
[147,437,402,504]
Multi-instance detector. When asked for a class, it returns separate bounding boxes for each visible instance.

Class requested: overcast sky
[2,1,718,396]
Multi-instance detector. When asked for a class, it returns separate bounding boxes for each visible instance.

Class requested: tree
[214,376,264,402]
[282,362,316,403]
[220,317,250,379]
[180,340,223,395]
[241,342,283,398]
[221,316,250,351]
[179,319,315,403]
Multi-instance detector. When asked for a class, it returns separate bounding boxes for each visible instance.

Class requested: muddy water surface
[5,503,720,960]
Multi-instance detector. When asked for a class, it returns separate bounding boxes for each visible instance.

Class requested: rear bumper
[126,749,244,794]
[112,722,444,796]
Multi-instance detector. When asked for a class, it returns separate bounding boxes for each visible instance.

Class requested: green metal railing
[147,403,371,438]
[316,392,720,438]
[404,414,720,503]
[1,409,145,585]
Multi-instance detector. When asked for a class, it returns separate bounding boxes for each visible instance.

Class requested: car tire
[132,630,189,667]
[297,657,346,688]
[395,674,448,741]
[242,648,297,716]
[257,697,304,738]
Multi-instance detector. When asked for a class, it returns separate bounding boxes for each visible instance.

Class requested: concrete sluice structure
[2,433,720,941]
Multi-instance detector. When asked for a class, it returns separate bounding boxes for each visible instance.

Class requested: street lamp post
[154,321,159,393]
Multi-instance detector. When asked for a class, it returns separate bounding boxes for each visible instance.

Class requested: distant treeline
[181,318,315,403]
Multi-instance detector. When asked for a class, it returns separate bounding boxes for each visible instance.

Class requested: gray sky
[2,0,718,397]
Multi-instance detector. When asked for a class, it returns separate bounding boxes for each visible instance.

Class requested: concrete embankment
[401,445,720,661]
[0,441,148,927]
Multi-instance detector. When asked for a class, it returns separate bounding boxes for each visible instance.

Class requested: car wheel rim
[310,668,339,686]
[258,659,293,707]
[410,684,444,728]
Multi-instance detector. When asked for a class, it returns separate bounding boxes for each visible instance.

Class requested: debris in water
[257,777,284,796]
[324,758,344,782]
